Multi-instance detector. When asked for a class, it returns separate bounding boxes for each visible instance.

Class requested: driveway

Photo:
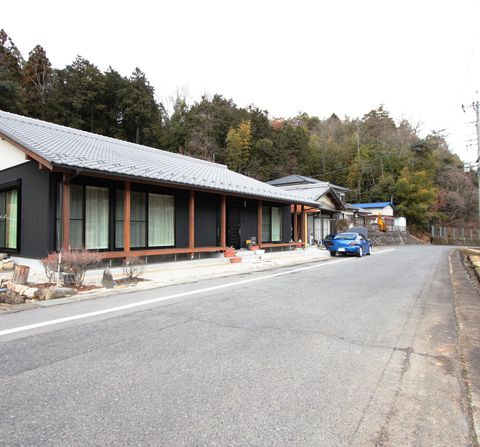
[0,246,476,446]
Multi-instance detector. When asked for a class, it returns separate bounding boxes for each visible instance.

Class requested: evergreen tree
[226,120,252,173]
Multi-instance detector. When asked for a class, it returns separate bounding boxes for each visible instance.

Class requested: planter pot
[229,257,242,263]
[295,242,304,248]
[224,249,236,257]
[248,245,260,251]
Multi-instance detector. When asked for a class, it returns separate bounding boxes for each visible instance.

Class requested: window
[148,193,174,247]
[56,184,109,250]
[261,206,282,243]
[271,207,282,242]
[85,186,109,249]
[262,207,270,242]
[115,190,175,249]
[0,189,19,250]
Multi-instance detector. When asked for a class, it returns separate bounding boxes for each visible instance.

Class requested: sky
[3,0,480,163]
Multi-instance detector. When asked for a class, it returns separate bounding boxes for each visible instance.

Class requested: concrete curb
[449,249,480,446]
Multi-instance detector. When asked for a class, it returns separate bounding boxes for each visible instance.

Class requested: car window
[334,233,356,240]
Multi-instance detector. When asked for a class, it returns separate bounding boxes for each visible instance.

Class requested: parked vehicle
[322,233,336,248]
[328,230,372,257]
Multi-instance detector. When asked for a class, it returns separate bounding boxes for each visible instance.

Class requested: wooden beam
[49,167,313,207]
[220,194,226,248]
[293,205,298,243]
[189,190,195,256]
[98,246,225,260]
[0,132,53,171]
[260,242,301,249]
[62,174,70,251]
[257,200,263,246]
[300,205,305,244]
[123,181,131,255]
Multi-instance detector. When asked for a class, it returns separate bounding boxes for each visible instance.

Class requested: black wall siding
[194,192,219,247]
[0,161,51,258]
[0,166,298,258]
[282,204,292,242]
[239,199,258,247]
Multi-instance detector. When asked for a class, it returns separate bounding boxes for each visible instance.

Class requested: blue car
[329,231,372,257]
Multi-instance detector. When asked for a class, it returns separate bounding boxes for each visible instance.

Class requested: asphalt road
[0,246,475,446]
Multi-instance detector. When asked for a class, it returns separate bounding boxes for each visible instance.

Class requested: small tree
[41,249,101,287]
[122,256,145,280]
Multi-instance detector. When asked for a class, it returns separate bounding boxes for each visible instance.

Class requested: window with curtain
[0,189,18,250]
[148,193,174,247]
[115,190,124,249]
[56,183,110,250]
[271,207,282,242]
[262,207,271,242]
[131,191,146,248]
[69,184,85,250]
[85,186,109,249]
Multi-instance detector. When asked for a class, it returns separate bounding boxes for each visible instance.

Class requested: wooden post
[301,205,305,245]
[124,181,131,255]
[257,200,263,246]
[220,194,226,248]
[62,174,70,251]
[293,205,298,243]
[189,190,195,258]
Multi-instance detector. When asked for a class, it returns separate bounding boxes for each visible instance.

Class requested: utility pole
[462,99,480,232]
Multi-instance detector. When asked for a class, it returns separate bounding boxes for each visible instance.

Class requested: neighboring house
[0,111,318,259]
[350,202,395,217]
[267,175,346,244]
[350,201,406,231]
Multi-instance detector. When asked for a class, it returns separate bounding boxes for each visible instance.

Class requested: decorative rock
[34,289,47,301]
[102,268,115,288]
[44,287,77,300]
[2,259,14,270]
[23,287,38,299]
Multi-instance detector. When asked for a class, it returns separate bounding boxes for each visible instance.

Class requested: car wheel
[367,245,372,255]
[330,251,336,257]
[357,247,363,257]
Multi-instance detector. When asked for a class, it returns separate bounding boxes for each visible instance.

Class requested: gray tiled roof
[0,110,318,206]
[274,183,346,210]
[267,174,320,185]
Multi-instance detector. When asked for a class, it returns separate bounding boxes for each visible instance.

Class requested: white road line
[0,249,395,337]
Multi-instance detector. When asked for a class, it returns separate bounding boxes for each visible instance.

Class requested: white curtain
[6,190,18,249]
[271,207,282,242]
[262,207,270,242]
[131,192,146,248]
[148,193,174,247]
[85,186,109,249]
[115,190,124,248]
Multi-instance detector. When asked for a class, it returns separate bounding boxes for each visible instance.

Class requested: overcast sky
[4,0,480,163]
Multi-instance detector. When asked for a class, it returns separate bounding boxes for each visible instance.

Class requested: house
[267,175,347,244]
[350,202,395,217]
[350,201,405,231]
[0,111,319,260]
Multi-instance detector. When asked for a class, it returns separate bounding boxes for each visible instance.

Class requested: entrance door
[227,201,241,248]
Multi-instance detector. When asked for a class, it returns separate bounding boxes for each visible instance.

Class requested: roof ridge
[0,109,227,169]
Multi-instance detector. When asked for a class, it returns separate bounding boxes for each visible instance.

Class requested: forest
[0,29,477,232]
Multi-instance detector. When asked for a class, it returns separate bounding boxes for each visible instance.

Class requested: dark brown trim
[0,132,53,171]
